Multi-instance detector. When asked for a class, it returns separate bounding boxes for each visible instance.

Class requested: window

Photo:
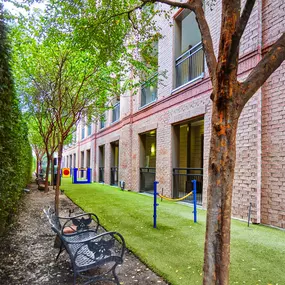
[140,41,158,107]
[100,113,106,129]
[112,101,120,123]
[81,126,85,139]
[141,74,158,107]
[174,10,204,88]
[87,124,92,136]
[72,133,77,145]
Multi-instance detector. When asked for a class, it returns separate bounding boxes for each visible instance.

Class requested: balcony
[175,42,204,89]
[112,102,120,123]
[141,74,158,107]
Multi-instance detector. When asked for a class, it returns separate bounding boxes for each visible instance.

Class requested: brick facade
[62,1,285,229]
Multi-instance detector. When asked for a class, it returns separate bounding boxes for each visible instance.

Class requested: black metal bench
[44,207,125,285]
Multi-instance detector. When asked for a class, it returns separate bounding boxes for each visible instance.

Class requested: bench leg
[73,272,77,285]
[112,267,120,285]
[55,245,64,261]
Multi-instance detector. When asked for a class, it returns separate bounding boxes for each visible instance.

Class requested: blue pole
[153,181,159,228]
[87,168,91,183]
[73,168,78,183]
[192,179,197,223]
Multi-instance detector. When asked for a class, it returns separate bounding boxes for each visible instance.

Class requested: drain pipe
[248,202,252,227]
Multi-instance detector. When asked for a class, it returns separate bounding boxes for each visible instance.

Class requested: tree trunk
[39,158,42,174]
[44,155,51,193]
[36,155,39,177]
[51,154,54,187]
[55,142,63,215]
[203,89,239,284]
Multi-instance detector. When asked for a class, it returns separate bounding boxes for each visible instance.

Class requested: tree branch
[194,2,217,83]
[147,0,194,9]
[228,0,256,66]
[236,0,256,38]
[240,33,285,107]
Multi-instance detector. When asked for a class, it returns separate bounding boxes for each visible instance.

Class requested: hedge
[0,9,32,234]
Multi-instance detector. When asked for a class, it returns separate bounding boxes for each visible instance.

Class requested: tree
[27,117,46,176]
[110,0,284,284]
[11,1,134,214]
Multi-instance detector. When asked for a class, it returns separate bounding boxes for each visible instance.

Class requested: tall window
[81,126,85,139]
[141,74,158,107]
[112,100,120,123]
[140,41,158,107]
[175,10,204,88]
[87,124,92,136]
[100,113,106,129]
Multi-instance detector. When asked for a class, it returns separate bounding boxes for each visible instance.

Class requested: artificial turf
[61,179,285,285]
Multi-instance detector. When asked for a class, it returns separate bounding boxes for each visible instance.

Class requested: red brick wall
[62,1,285,228]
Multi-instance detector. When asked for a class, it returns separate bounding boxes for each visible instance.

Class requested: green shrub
[0,9,32,234]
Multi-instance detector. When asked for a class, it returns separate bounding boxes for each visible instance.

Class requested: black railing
[110,167,118,186]
[99,167,104,183]
[112,102,120,123]
[141,74,158,107]
[173,168,203,205]
[175,42,204,88]
[140,167,156,193]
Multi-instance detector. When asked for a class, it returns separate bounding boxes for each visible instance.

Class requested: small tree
[27,117,46,176]
[12,2,133,213]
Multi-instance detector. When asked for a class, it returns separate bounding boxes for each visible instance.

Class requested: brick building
[62,1,285,229]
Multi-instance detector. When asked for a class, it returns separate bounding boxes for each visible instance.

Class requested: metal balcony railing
[112,102,120,123]
[141,74,158,107]
[173,168,203,205]
[99,167,104,183]
[140,167,156,193]
[175,42,204,88]
[110,167,118,186]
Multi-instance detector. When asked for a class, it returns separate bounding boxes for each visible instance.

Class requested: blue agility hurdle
[72,168,92,184]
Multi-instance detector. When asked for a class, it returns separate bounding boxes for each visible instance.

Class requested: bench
[44,207,125,285]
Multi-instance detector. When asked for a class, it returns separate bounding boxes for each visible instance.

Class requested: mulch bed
[0,183,168,285]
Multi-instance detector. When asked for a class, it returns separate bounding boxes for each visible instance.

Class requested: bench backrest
[43,207,61,232]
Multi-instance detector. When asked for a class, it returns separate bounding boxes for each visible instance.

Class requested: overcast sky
[3,1,45,15]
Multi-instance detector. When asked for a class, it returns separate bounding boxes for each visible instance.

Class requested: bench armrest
[60,213,100,234]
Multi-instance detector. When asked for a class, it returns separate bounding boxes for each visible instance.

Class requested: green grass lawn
[61,179,285,285]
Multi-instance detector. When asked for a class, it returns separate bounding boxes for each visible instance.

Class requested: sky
[3,1,45,16]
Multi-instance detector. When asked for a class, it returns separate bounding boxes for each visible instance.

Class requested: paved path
[0,183,168,285]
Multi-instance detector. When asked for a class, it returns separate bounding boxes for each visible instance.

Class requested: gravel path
[0,183,168,285]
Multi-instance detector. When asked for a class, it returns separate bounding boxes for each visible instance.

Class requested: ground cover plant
[61,179,285,285]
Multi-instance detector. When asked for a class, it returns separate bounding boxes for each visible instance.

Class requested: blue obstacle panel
[72,168,92,184]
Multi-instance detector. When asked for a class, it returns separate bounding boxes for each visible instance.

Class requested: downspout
[130,75,134,191]
[255,0,263,224]
[94,124,97,182]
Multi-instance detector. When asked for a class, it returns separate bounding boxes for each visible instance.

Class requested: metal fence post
[192,179,197,223]
[153,181,159,228]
